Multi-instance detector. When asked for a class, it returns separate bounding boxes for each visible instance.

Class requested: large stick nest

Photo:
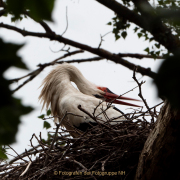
[0,113,157,180]
[0,72,162,180]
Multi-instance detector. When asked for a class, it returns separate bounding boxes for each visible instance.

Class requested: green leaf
[126,24,130,28]
[134,27,139,32]
[115,34,120,40]
[43,121,51,129]
[0,146,8,159]
[107,22,112,25]
[140,29,146,33]
[144,47,150,53]
[0,39,28,71]
[155,43,161,49]
[121,31,127,39]
[0,38,33,145]
[0,101,33,145]
[156,51,160,56]
[38,114,45,119]
[137,33,142,38]
[46,109,51,116]
[0,151,7,160]
[6,0,55,21]
[149,37,154,42]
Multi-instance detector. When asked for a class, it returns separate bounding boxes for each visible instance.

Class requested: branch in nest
[133,66,155,123]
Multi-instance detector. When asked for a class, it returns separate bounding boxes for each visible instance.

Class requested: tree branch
[0,22,157,79]
[133,67,154,124]
[9,50,84,93]
[56,53,164,65]
[117,53,163,59]
[96,0,149,30]
[0,9,5,17]
[39,21,55,35]
[96,0,180,52]
[135,101,180,180]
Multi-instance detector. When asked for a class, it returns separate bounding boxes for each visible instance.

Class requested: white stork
[39,63,140,137]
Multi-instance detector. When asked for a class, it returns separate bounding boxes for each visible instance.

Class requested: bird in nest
[39,63,140,137]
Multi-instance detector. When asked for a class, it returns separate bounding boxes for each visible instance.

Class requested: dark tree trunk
[135,101,180,180]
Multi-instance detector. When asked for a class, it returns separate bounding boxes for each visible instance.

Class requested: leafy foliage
[107,15,130,40]
[6,0,55,21]
[38,114,45,119]
[39,109,51,130]
[156,0,180,37]
[0,38,33,158]
[0,146,8,159]
[46,109,51,116]
[43,121,51,130]
[106,0,180,107]
[38,109,51,119]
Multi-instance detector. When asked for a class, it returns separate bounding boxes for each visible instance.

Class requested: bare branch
[0,9,5,17]
[20,161,32,177]
[0,22,157,79]
[56,52,163,65]
[7,145,28,163]
[39,21,55,35]
[9,50,84,93]
[98,31,111,49]
[117,53,164,59]
[133,67,154,123]
[61,6,68,36]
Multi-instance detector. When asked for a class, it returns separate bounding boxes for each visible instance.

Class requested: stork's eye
[93,94,103,99]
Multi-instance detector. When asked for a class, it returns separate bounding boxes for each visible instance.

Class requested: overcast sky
[0,0,163,158]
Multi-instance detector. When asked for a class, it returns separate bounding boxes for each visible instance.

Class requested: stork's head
[59,63,141,107]
[92,86,141,107]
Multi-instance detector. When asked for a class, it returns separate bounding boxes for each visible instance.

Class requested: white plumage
[39,63,139,137]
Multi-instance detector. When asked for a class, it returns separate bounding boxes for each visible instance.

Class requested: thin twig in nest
[133,66,155,123]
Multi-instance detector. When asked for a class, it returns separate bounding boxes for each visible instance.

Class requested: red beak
[98,87,141,107]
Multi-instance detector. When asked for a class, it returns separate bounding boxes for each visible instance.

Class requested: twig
[61,6,68,36]
[93,100,105,117]
[25,149,33,163]
[71,160,97,180]
[44,123,61,166]
[43,113,84,120]
[98,31,111,48]
[20,161,32,177]
[101,151,116,171]
[72,159,87,171]
[7,145,28,163]
[56,52,164,65]
[9,50,84,93]
[78,105,96,121]
[78,104,115,131]
[9,144,41,164]
[33,134,51,157]
[132,101,163,120]
[133,66,154,123]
